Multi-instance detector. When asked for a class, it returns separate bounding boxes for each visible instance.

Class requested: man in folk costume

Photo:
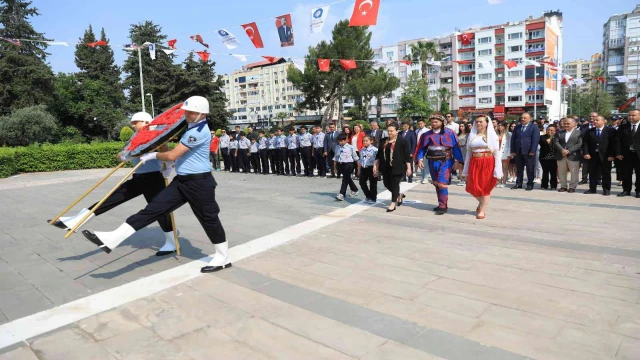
[416,114,464,215]
[48,112,178,256]
[82,96,231,273]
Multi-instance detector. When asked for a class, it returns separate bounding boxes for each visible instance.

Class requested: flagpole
[534,68,537,120]
[138,48,146,113]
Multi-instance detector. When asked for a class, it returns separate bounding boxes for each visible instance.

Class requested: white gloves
[139,152,158,164]
[118,152,132,162]
[161,161,175,178]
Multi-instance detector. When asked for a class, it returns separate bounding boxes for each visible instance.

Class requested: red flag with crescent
[399,60,412,65]
[167,39,177,49]
[86,40,107,47]
[196,51,210,62]
[461,33,472,46]
[318,59,330,72]
[340,60,357,70]
[349,0,380,26]
[241,22,264,48]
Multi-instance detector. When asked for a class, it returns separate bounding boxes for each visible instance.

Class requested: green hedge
[0,142,126,178]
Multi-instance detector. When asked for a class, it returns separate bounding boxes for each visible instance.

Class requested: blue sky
[30,0,638,76]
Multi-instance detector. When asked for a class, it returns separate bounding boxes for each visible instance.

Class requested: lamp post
[138,48,145,113]
[146,93,154,117]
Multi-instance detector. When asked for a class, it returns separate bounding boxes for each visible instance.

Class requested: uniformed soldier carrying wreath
[81,96,231,273]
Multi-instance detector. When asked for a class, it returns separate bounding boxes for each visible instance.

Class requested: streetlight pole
[146,93,155,117]
[634,41,640,109]
[138,48,145,113]
[534,67,538,120]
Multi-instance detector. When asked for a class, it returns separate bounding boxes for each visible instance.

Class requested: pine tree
[0,0,54,114]
[175,52,230,130]
[122,21,180,113]
[612,83,630,109]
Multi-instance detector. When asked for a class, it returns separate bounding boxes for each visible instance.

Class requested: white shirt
[351,134,359,149]
[445,122,459,134]
[564,129,574,144]
[416,127,429,143]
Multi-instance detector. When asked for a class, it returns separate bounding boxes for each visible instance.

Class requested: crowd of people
[205,110,640,217]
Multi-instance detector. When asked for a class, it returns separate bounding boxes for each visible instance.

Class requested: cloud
[487,0,505,4]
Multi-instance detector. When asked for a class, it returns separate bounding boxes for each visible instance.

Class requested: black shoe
[617,191,631,197]
[636,192,640,198]
[579,180,588,185]
[603,190,611,196]
[583,190,596,194]
[525,186,533,191]
[402,194,406,198]
[81,230,111,254]
[408,179,413,183]
[48,219,68,230]
[201,263,232,273]
[432,206,440,211]
[386,207,396,213]
[155,250,176,256]
[511,185,522,189]
[435,208,448,215]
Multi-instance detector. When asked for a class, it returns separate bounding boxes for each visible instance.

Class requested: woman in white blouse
[496,122,511,188]
[461,115,503,219]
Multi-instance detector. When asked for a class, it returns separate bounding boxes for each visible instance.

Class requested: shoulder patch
[188,135,198,144]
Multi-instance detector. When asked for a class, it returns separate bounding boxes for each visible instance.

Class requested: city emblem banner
[217,29,240,50]
[276,14,294,47]
[310,6,330,35]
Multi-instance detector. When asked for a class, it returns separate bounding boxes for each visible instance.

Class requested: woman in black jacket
[374,122,412,212]
[538,124,558,190]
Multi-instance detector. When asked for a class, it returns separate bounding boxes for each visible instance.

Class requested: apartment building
[602,5,640,95]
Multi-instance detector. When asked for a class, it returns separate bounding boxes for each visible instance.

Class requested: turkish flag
[349,0,380,26]
[318,59,330,72]
[190,34,209,48]
[460,33,472,46]
[454,60,471,65]
[262,56,278,63]
[340,59,357,70]
[168,39,177,49]
[241,22,264,49]
[196,51,210,62]
[540,60,556,66]
[86,40,107,47]
[400,60,412,65]
[595,76,606,83]
[502,60,517,69]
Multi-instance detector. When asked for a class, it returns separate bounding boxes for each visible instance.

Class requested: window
[528,30,544,39]
[478,73,492,80]
[460,87,475,95]
[478,97,493,104]
[386,51,394,59]
[496,85,505,92]
[460,75,475,83]
[507,95,522,102]
[400,71,407,77]
[428,78,437,85]
[399,49,406,57]
[478,49,493,56]
[508,32,523,40]
[478,37,492,44]
[508,83,523,90]
[459,52,475,60]
[508,70,523,77]
[374,53,380,60]
[609,38,624,47]
[478,85,493,92]
[460,64,475,72]
[526,43,544,52]
[508,45,522,53]
[527,94,543,102]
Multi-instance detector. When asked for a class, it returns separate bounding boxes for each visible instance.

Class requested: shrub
[119,126,134,142]
[0,105,59,146]
[0,148,17,178]
[57,126,86,144]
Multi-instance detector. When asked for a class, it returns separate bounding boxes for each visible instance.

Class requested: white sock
[96,223,136,250]
[159,231,176,252]
[209,242,229,266]
[61,208,94,231]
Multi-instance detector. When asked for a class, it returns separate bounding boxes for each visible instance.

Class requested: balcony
[525,47,545,53]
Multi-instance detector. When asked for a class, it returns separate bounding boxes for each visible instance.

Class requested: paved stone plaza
[1,169,639,359]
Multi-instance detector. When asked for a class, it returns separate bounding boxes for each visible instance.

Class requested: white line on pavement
[0,183,417,350]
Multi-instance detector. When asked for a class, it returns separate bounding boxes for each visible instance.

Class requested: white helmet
[181,96,210,114]
[130,112,153,123]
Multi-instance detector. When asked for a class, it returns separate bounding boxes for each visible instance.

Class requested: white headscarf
[467,115,503,179]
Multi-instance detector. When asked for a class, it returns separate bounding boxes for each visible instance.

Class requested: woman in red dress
[461,115,503,219]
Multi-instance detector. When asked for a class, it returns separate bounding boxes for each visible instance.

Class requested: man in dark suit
[277,17,294,46]
[323,123,341,178]
[578,112,598,184]
[399,121,417,183]
[369,121,383,147]
[615,109,640,198]
[510,112,540,190]
[582,116,616,195]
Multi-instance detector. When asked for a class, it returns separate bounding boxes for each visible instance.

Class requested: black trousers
[250,153,260,174]
[127,173,225,244]
[382,171,402,203]
[295,149,302,174]
[540,159,557,189]
[209,151,219,170]
[328,150,341,177]
[359,167,378,201]
[338,163,358,195]
[229,149,239,172]
[220,148,230,171]
[621,152,640,193]
[90,171,172,233]
[581,157,589,181]
[310,149,316,175]
[278,148,289,174]
[238,149,250,173]
[300,147,312,176]
[287,149,299,175]
[314,148,326,177]
[515,153,536,187]
[588,156,612,191]
[260,149,269,174]
[268,149,277,174]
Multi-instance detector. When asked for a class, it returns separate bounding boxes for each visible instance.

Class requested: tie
[596,129,601,138]
[633,124,637,136]
[403,132,406,138]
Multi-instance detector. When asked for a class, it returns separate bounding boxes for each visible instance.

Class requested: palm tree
[405,41,447,84]
[436,87,451,113]
[275,111,288,127]
[584,69,606,113]
[370,68,401,121]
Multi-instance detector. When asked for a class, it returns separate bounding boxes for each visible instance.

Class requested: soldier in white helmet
[48,112,178,256]
[82,96,231,273]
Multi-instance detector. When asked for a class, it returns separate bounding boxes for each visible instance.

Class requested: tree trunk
[376,95,382,121]
[422,61,428,83]
[337,97,345,129]
[595,85,600,113]
[322,94,338,128]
